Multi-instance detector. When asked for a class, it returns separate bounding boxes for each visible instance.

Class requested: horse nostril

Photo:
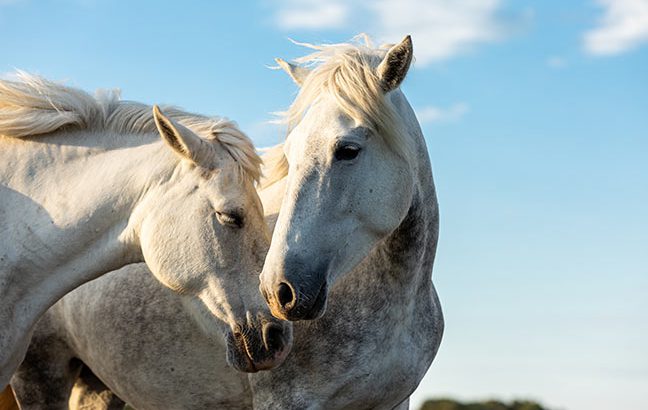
[262,323,284,351]
[277,282,295,309]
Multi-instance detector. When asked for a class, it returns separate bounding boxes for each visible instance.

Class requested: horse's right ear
[377,35,413,92]
[153,105,210,166]
[275,58,311,86]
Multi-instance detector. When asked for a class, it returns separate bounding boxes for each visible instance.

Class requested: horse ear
[275,58,311,86]
[153,105,209,165]
[376,35,413,92]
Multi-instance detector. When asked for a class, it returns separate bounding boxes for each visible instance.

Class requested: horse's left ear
[377,35,413,92]
[153,105,211,166]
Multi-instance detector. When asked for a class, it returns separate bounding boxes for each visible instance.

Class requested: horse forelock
[263,36,414,187]
[0,72,261,183]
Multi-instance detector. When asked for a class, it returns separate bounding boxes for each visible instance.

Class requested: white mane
[0,72,261,182]
[261,36,412,188]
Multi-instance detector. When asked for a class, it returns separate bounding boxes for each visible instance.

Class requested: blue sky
[2,1,647,409]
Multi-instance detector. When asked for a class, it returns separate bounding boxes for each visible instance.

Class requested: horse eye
[215,211,243,228]
[334,144,361,161]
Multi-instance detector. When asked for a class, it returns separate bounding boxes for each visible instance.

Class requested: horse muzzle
[262,278,328,321]
[226,321,292,372]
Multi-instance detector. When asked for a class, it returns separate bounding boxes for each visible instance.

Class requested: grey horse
[254,35,443,409]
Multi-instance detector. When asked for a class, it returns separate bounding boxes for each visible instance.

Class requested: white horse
[12,36,442,409]
[0,75,291,387]
[253,35,444,408]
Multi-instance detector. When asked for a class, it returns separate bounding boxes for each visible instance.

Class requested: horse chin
[226,336,259,372]
[226,326,292,373]
[227,344,289,373]
[284,281,328,322]
[248,343,291,371]
[300,282,328,320]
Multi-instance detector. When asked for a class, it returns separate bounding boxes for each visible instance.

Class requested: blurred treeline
[419,398,551,410]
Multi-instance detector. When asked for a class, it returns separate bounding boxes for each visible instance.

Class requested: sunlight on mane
[262,35,412,188]
[0,72,261,182]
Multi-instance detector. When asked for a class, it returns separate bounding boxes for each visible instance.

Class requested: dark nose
[227,321,291,372]
[271,279,328,321]
[262,322,286,351]
[276,282,296,310]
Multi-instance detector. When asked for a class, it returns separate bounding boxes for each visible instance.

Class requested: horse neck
[332,116,439,321]
[0,129,172,327]
[26,128,170,241]
[345,188,436,297]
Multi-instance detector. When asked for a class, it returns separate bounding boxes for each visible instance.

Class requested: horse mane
[260,143,289,188]
[261,35,411,188]
[0,72,261,182]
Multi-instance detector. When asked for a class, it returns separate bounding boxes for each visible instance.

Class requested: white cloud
[275,0,349,30]
[546,56,567,69]
[271,0,508,65]
[584,0,648,55]
[369,0,503,65]
[416,103,470,124]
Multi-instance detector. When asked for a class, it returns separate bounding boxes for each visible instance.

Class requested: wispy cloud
[271,0,511,65]
[275,0,349,30]
[546,56,567,69]
[416,103,470,124]
[369,0,504,65]
[583,0,648,56]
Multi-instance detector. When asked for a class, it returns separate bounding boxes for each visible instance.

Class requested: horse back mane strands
[0,71,116,138]
[0,72,261,182]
